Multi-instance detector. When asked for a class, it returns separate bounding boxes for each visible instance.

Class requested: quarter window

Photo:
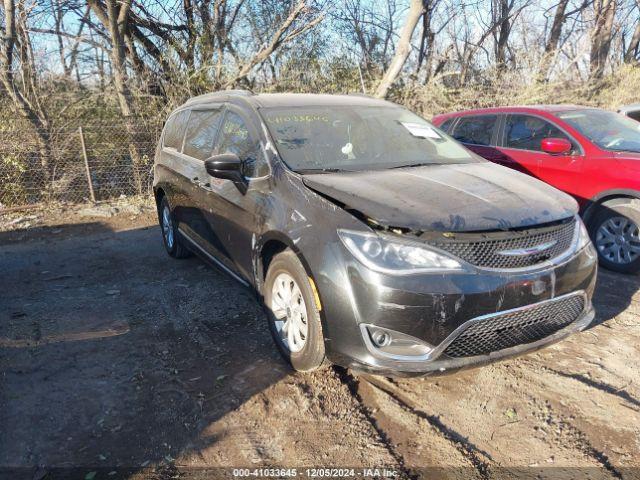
[183,109,223,160]
[452,115,497,146]
[163,110,189,150]
[217,112,269,178]
[504,115,571,152]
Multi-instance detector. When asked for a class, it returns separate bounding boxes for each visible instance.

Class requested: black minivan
[153,91,597,376]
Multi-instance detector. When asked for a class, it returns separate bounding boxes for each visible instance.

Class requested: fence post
[78,126,96,203]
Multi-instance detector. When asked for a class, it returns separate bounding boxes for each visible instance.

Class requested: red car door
[498,114,584,197]
[495,114,547,177]
[535,145,585,201]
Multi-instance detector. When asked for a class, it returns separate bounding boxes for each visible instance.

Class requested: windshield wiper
[390,162,434,169]
[295,167,353,174]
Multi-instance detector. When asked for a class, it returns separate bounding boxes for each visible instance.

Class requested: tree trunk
[88,0,144,193]
[415,1,436,82]
[374,0,425,98]
[183,0,196,69]
[624,17,640,63]
[590,0,617,79]
[198,0,214,67]
[537,0,570,81]
[52,0,71,77]
[106,0,133,116]
[494,0,511,73]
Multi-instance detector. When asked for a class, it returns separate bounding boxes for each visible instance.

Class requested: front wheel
[263,250,327,372]
[589,198,640,273]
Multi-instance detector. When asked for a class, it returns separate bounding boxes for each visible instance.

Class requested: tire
[588,198,640,274]
[158,196,192,259]
[263,249,327,372]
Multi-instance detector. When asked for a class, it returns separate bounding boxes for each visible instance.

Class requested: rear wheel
[159,196,191,259]
[589,198,640,273]
[263,250,327,372]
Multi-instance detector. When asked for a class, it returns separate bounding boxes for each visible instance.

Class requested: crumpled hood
[302,162,577,232]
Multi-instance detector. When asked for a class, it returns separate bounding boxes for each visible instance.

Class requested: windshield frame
[257,104,480,174]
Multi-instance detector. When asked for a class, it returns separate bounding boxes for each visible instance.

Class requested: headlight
[576,217,592,251]
[338,229,463,274]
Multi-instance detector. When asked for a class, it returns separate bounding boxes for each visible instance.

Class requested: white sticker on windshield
[401,122,442,139]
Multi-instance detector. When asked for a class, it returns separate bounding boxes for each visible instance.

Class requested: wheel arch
[154,187,167,223]
[254,231,329,338]
[254,232,312,291]
[154,186,166,204]
[582,189,640,225]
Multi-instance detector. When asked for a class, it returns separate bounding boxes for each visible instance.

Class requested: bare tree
[538,0,591,81]
[624,1,640,63]
[590,0,617,78]
[539,0,571,79]
[493,0,514,71]
[333,0,398,78]
[453,1,527,85]
[375,0,425,98]
[87,0,151,193]
[87,0,134,116]
[415,0,447,83]
[223,1,325,88]
[0,0,52,180]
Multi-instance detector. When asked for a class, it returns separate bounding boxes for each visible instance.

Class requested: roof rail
[184,89,253,105]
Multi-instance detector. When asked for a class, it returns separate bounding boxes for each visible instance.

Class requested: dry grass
[397,65,640,117]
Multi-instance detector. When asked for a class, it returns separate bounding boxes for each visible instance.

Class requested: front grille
[443,293,585,358]
[425,218,576,269]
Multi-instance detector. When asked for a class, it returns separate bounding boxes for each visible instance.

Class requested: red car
[432,105,640,273]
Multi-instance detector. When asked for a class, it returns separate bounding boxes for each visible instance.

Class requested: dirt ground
[1,202,639,480]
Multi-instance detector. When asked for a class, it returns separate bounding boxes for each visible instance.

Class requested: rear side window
[217,112,269,178]
[452,115,497,146]
[163,110,189,150]
[504,115,570,152]
[183,109,223,160]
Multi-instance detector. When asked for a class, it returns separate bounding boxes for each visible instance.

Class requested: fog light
[362,324,434,360]
[371,329,392,347]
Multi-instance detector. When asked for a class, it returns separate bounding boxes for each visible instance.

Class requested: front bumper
[319,242,598,377]
[352,294,595,377]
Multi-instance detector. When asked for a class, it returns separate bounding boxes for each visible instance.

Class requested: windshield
[556,109,640,153]
[260,106,478,172]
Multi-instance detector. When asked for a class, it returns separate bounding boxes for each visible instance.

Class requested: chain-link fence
[0,120,162,209]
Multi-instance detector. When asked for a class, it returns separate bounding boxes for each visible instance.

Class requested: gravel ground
[1,206,639,480]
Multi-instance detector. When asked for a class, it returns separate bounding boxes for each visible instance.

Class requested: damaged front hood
[302,162,577,232]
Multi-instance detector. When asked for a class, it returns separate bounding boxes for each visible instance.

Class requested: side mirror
[204,153,243,181]
[541,137,572,155]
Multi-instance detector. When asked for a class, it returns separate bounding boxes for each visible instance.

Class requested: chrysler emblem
[497,240,557,257]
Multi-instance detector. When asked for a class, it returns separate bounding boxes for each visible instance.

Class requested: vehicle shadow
[0,224,290,479]
[588,267,640,329]
[584,201,640,328]
[0,221,117,246]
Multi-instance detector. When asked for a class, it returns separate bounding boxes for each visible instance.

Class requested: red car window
[451,115,498,146]
[504,114,571,152]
